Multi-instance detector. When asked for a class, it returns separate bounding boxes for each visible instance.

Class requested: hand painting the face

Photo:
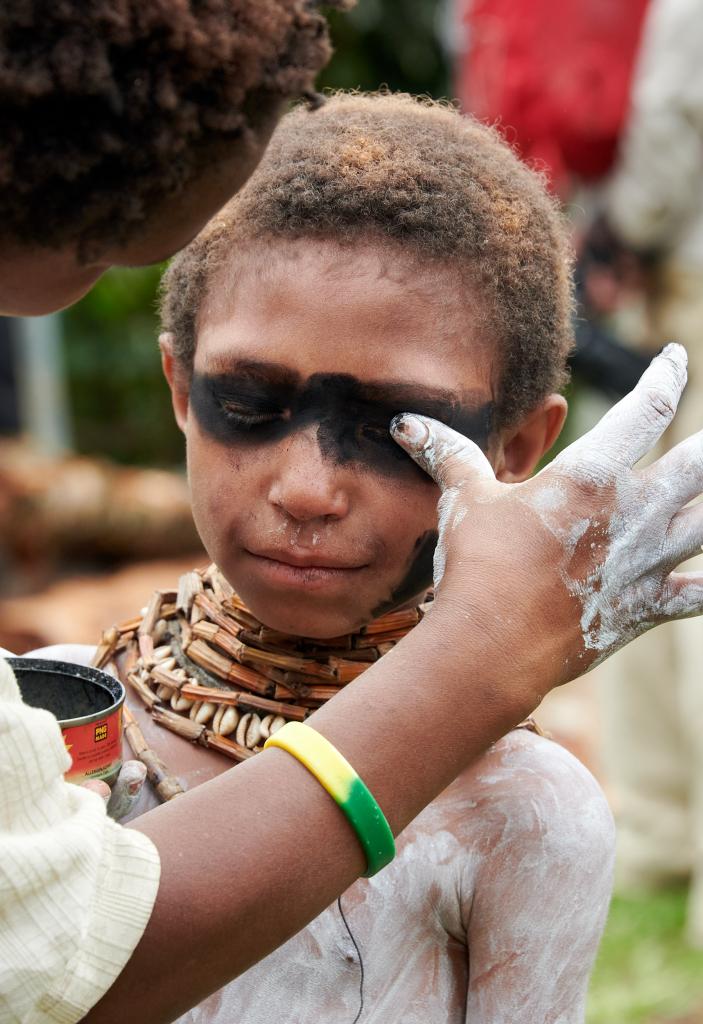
[393,343,703,681]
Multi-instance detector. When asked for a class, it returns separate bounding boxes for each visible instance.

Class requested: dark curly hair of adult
[162,92,574,429]
[0,0,353,255]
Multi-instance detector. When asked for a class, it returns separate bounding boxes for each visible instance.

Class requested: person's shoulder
[439,728,614,853]
[467,726,600,790]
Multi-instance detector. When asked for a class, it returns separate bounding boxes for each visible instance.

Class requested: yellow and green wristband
[264,721,396,877]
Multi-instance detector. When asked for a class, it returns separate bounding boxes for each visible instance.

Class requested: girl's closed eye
[357,421,407,459]
[358,422,394,445]
[218,398,286,429]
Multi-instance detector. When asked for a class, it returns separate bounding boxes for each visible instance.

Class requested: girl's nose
[267,428,350,523]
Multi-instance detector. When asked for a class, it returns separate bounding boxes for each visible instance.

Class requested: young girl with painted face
[106,93,617,1023]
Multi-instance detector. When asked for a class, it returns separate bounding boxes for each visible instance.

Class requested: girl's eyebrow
[205,357,301,390]
[201,357,484,411]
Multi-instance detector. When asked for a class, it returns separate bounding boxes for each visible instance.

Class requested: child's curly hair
[162,92,574,429]
[0,0,353,255]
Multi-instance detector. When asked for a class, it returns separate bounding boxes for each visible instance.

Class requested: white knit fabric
[0,657,160,1023]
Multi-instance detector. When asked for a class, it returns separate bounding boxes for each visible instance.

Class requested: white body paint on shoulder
[173,730,613,1024]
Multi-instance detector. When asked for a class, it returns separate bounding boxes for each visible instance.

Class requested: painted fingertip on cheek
[390,413,442,478]
[390,413,430,448]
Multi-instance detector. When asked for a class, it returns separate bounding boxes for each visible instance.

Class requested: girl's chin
[239,591,369,640]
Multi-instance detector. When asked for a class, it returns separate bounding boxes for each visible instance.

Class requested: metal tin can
[9,658,125,786]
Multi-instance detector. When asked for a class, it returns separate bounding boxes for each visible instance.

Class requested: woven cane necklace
[94,563,431,767]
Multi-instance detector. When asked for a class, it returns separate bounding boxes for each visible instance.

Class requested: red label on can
[62,709,123,784]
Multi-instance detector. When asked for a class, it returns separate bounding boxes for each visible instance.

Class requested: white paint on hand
[394,344,703,672]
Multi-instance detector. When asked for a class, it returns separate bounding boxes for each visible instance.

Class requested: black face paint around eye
[371,529,438,618]
[189,363,298,441]
[190,363,494,480]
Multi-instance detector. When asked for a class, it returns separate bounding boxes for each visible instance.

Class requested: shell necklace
[95,563,430,766]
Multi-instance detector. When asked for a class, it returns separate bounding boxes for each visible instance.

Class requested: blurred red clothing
[455,0,649,193]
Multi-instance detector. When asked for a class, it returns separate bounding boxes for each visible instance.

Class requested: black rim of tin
[7,657,125,728]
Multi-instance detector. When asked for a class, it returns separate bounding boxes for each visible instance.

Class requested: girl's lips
[245,551,366,591]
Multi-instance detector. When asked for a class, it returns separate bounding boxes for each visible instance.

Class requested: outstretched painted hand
[392,343,702,684]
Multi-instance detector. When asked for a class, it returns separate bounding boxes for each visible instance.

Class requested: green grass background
[588,889,703,1024]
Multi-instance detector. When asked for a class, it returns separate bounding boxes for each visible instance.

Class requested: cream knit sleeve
[0,657,160,1024]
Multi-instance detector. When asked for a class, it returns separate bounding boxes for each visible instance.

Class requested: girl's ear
[159,332,190,433]
[493,394,568,482]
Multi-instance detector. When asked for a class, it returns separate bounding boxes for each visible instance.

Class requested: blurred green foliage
[319,0,449,96]
[62,265,183,466]
[588,889,703,1023]
[61,0,451,467]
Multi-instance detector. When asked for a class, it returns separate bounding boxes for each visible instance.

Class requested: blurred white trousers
[592,265,703,943]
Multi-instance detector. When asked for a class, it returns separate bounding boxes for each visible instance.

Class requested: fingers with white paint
[643,427,703,513]
[107,759,148,821]
[571,343,688,469]
[665,501,703,567]
[660,572,703,620]
[390,414,496,489]
[388,345,703,672]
